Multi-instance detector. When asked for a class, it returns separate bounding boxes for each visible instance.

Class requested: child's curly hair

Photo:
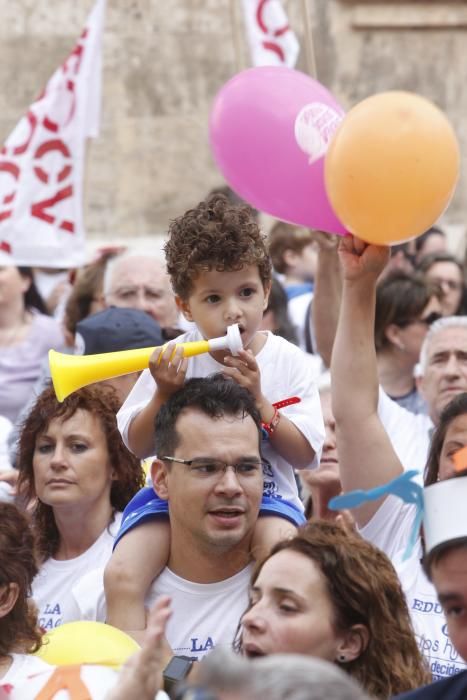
[164,194,272,300]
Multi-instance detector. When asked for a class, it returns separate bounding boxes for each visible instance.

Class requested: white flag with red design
[240,0,299,68]
[0,0,106,267]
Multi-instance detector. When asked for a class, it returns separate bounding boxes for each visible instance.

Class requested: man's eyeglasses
[161,456,266,479]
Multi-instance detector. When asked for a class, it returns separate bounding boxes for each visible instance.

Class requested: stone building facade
[0,0,466,252]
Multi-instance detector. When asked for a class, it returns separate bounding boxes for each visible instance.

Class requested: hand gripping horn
[49,324,243,402]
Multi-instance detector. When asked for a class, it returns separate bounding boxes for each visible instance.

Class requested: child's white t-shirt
[117,330,324,510]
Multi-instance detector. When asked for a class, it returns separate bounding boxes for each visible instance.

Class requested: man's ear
[0,582,19,619]
[335,624,369,664]
[176,296,193,322]
[151,459,170,501]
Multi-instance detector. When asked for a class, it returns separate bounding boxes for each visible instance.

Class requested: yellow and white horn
[49,324,242,402]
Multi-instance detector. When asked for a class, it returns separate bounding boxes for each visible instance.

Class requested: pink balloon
[209,66,346,235]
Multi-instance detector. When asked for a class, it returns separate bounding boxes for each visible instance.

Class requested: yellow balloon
[35,621,140,669]
[324,91,460,245]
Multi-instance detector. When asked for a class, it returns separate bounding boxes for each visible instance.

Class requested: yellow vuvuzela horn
[49,324,243,402]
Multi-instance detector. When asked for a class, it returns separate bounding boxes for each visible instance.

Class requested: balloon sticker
[294,103,343,165]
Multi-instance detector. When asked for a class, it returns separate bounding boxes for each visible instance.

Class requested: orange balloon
[324,91,460,245]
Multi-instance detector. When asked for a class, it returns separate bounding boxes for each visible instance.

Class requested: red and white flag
[0,0,106,267]
[240,0,299,68]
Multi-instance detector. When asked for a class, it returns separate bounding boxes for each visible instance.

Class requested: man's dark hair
[154,374,262,457]
[422,538,467,581]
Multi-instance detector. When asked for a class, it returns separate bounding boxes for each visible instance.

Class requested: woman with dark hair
[17,385,144,630]
[0,265,65,423]
[375,271,442,413]
[239,520,430,699]
[0,502,50,683]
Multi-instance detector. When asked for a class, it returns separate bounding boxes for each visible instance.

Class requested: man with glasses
[66,376,264,673]
[132,375,263,666]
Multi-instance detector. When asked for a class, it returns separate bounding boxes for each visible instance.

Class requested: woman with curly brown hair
[17,384,144,631]
[0,503,50,683]
[239,520,431,698]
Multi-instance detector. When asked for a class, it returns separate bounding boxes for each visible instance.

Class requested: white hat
[423,475,467,556]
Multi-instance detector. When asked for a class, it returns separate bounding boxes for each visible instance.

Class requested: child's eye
[205,294,221,304]
[240,287,256,298]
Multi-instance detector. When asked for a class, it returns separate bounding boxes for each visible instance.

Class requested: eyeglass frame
[160,455,267,478]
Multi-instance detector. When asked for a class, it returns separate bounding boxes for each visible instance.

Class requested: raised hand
[338,234,390,281]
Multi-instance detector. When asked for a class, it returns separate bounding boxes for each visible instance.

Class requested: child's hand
[338,234,389,281]
[222,349,262,403]
[148,342,188,401]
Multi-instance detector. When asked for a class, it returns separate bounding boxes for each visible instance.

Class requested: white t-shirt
[66,563,253,663]
[147,565,253,660]
[378,387,433,474]
[1,654,51,684]
[32,513,122,631]
[361,495,467,681]
[118,330,324,510]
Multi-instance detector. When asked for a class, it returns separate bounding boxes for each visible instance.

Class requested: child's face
[177,265,270,354]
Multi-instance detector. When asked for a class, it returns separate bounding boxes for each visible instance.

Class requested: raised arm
[331,236,404,526]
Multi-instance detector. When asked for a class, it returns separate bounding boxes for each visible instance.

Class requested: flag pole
[300,0,317,78]
[229,0,244,73]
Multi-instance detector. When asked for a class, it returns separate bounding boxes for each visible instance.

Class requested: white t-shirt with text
[361,495,467,681]
[32,513,122,631]
[66,563,253,662]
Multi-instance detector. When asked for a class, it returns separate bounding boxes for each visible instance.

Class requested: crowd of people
[1,191,467,699]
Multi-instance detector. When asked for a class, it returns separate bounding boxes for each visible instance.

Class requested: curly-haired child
[105,194,324,637]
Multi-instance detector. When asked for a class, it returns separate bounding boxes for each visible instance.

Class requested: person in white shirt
[71,375,264,663]
[16,384,144,631]
[331,234,467,680]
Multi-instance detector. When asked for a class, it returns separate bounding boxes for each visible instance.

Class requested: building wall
[0,0,465,251]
